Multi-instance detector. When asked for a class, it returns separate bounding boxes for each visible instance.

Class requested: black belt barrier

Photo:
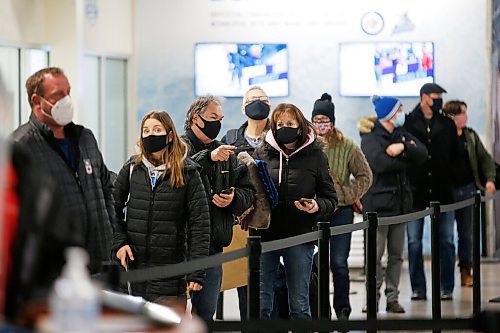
[105,190,498,332]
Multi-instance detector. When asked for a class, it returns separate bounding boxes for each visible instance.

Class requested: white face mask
[40,95,74,126]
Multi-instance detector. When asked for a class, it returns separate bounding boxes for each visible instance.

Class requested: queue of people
[2,66,497,328]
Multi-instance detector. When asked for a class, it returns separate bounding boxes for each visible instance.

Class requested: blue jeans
[190,265,222,321]
[260,243,314,319]
[330,206,354,315]
[407,211,455,294]
[453,183,476,268]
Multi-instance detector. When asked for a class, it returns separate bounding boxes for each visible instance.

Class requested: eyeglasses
[246,96,270,104]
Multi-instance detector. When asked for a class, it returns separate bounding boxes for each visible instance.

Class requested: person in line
[112,111,210,307]
[361,96,427,313]
[442,100,496,287]
[311,93,373,320]
[182,96,255,321]
[253,103,337,320]
[221,86,276,320]
[403,83,460,300]
[10,67,115,274]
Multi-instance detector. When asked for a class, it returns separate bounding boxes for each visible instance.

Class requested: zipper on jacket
[146,186,157,264]
[282,157,290,217]
[74,171,84,193]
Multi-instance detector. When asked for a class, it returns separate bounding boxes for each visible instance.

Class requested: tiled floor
[218,259,500,332]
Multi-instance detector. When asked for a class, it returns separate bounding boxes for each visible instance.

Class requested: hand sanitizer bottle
[50,247,100,333]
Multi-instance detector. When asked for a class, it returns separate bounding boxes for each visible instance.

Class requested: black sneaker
[386,301,405,313]
[411,291,427,301]
[337,307,351,320]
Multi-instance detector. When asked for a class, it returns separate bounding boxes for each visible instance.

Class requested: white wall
[0,0,136,145]
[135,0,490,143]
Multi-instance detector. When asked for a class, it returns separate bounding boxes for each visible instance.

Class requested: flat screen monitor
[195,43,289,97]
[339,42,434,97]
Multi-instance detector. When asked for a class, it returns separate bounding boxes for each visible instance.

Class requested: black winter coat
[112,157,210,300]
[182,130,255,253]
[361,122,428,217]
[10,114,115,274]
[404,105,460,208]
[252,132,338,241]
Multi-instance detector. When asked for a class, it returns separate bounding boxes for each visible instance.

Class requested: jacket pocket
[371,188,398,214]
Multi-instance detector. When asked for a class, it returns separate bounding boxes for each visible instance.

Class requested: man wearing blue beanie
[403,83,460,301]
[361,95,427,313]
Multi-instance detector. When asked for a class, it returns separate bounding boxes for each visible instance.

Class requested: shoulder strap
[225,128,239,145]
[123,162,134,222]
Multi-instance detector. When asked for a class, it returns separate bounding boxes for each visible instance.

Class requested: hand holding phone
[298,198,314,205]
[220,188,234,195]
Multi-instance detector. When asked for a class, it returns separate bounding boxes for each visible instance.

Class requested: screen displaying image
[339,42,434,97]
[195,43,289,97]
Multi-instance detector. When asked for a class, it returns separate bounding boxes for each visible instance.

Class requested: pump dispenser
[49,247,100,333]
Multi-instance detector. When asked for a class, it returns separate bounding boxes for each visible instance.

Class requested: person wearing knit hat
[361,97,428,314]
[312,93,335,124]
[372,95,402,121]
[312,93,373,320]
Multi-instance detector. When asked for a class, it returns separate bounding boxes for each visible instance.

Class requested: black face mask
[196,116,221,140]
[142,134,168,153]
[431,98,443,114]
[275,127,299,145]
[245,100,270,120]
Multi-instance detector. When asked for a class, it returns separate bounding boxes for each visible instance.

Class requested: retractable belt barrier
[110,190,498,333]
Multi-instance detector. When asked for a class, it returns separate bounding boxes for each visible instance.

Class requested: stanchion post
[317,221,331,320]
[366,212,378,326]
[430,201,441,333]
[215,292,224,320]
[247,236,261,321]
[472,191,482,315]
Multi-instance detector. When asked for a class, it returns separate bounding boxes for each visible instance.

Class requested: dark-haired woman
[253,103,337,320]
[112,111,210,308]
[311,93,372,319]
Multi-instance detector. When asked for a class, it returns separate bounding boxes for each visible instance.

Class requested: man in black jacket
[10,67,115,275]
[361,96,427,313]
[404,83,460,301]
[182,95,255,321]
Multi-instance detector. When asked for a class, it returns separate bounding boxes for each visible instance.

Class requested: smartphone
[220,188,234,195]
[299,198,314,205]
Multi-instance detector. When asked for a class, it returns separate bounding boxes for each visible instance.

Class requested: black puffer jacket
[404,105,460,208]
[252,131,338,241]
[112,156,210,300]
[182,130,255,253]
[361,121,428,217]
[10,114,114,274]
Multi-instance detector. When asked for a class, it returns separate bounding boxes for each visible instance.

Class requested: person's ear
[167,131,173,143]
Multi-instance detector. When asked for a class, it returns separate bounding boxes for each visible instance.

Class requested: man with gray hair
[182,96,254,321]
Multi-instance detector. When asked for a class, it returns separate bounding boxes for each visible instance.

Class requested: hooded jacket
[252,130,338,241]
[182,130,255,253]
[460,127,496,190]
[360,121,428,217]
[112,155,210,299]
[10,114,115,274]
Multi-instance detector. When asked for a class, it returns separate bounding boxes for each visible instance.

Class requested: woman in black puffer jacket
[253,103,337,320]
[112,111,210,307]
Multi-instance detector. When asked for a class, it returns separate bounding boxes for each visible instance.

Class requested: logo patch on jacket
[84,159,93,175]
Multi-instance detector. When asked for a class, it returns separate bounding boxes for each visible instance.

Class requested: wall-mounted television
[339,42,434,97]
[195,43,289,97]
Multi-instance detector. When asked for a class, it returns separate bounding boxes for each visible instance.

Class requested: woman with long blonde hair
[112,110,210,308]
